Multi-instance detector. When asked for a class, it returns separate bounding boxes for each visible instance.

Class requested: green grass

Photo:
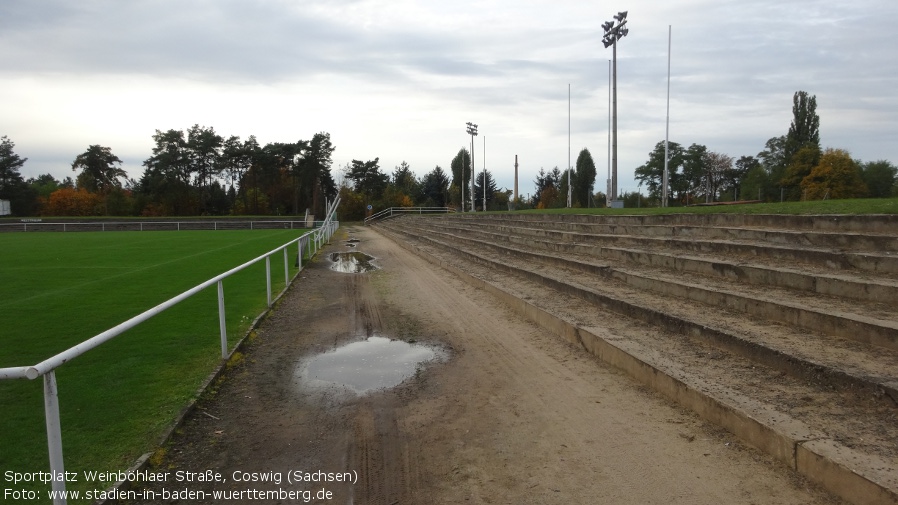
[509,197,898,216]
[0,229,313,502]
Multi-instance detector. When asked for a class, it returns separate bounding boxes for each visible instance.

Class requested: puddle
[345,242,357,248]
[347,238,361,243]
[330,251,378,273]
[298,336,441,395]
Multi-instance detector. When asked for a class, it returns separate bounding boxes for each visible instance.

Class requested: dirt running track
[134,225,844,504]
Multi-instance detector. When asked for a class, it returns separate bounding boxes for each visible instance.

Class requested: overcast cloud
[2,0,897,197]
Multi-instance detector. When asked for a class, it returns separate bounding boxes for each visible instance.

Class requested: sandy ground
[132,224,843,504]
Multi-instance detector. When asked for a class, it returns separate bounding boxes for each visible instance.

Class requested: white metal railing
[364,206,454,225]
[0,219,322,233]
[0,197,340,504]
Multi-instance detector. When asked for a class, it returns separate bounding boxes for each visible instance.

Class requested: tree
[220,135,255,211]
[680,143,709,202]
[532,167,562,208]
[473,169,498,210]
[71,144,127,211]
[800,148,867,200]
[140,129,193,214]
[449,149,471,208]
[635,140,684,200]
[421,165,450,207]
[45,187,103,216]
[533,167,562,209]
[0,135,36,215]
[861,160,897,198]
[739,161,768,202]
[300,132,337,217]
[701,151,733,203]
[392,161,421,203]
[781,144,822,200]
[785,91,820,162]
[573,148,597,207]
[727,156,760,201]
[349,158,388,205]
[558,168,575,208]
[0,135,26,192]
[185,125,223,213]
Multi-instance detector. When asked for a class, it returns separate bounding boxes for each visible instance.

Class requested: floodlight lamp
[618,11,628,20]
[603,38,613,48]
[621,28,629,37]
[602,21,613,32]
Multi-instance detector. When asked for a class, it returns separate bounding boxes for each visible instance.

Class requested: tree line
[335,145,600,221]
[634,91,898,204]
[0,126,337,218]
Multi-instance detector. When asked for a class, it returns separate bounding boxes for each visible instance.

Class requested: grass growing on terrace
[0,229,311,499]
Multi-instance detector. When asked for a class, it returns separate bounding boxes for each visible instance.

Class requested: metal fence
[0,219,319,233]
[0,198,340,504]
[363,206,454,225]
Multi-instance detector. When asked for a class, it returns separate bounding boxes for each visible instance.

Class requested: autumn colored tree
[781,144,821,200]
[800,148,868,200]
[45,187,103,216]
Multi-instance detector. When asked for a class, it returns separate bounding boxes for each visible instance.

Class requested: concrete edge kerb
[373,225,898,505]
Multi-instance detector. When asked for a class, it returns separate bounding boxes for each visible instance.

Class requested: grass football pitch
[0,229,313,498]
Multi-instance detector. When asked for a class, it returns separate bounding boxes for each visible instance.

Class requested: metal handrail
[364,206,454,225]
[0,196,341,504]
[0,219,319,233]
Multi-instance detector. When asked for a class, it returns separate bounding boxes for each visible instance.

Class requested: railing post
[283,248,289,285]
[265,255,272,307]
[44,371,67,505]
[217,281,227,358]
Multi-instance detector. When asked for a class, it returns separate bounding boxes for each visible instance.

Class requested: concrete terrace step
[448,212,898,234]
[425,216,898,275]
[374,220,898,505]
[387,219,898,398]
[415,218,898,302]
[443,215,898,253]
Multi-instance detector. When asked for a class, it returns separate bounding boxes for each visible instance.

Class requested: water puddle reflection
[330,251,378,273]
[299,336,442,395]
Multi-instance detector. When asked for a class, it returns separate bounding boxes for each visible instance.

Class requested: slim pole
[44,371,67,504]
[612,38,619,202]
[568,83,572,208]
[607,59,611,207]
[217,281,227,358]
[461,145,465,212]
[663,25,671,207]
[471,135,476,212]
[483,136,487,211]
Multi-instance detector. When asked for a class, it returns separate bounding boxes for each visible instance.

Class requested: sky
[2,0,897,199]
